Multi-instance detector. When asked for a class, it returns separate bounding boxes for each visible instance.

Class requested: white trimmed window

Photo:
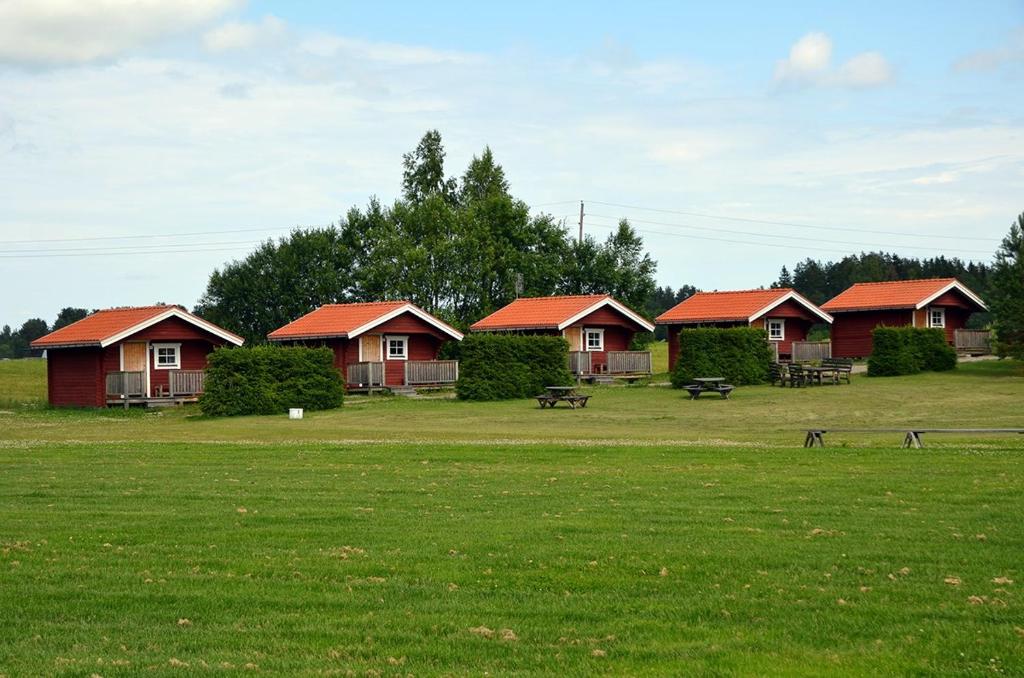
[152,343,181,369]
[928,307,946,328]
[385,335,408,360]
[585,328,604,351]
[767,319,785,341]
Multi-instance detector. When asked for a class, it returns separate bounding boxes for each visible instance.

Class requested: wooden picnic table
[684,377,734,400]
[536,385,591,409]
[801,365,837,385]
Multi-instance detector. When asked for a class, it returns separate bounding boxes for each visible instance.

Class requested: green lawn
[0,358,1022,675]
[0,357,46,408]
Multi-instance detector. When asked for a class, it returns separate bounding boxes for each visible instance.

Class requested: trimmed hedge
[670,327,772,388]
[457,334,572,401]
[200,345,344,416]
[867,327,957,377]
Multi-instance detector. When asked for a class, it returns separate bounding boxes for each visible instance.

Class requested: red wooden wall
[829,310,911,358]
[47,348,105,407]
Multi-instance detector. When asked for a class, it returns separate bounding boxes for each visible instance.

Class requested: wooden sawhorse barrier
[804,428,1024,449]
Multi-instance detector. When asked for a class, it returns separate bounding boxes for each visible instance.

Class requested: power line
[0,224,321,246]
[582,217,984,257]
[0,239,264,255]
[0,244,258,259]
[585,213,994,255]
[584,199,1001,243]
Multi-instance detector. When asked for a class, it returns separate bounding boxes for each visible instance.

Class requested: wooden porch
[345,360,459,392]
[954,329,991,355]
[569,351,652,377]
[105,369,206,407]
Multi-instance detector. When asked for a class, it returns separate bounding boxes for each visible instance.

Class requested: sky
[1,0,1023,327]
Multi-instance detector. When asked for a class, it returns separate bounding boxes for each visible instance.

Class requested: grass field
[1,358,1022,675]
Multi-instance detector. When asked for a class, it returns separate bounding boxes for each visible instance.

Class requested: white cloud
[837,51,893,87]
[952,27,1024,73]
[774,32,893,89]
[773,31,832,82]
[203,15,287,53]
[0,0,239,66]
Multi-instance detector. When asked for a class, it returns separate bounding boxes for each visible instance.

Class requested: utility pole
[578,200,585,243]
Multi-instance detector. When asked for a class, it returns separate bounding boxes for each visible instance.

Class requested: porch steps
[389,387,419,397]
[588,375,616,385]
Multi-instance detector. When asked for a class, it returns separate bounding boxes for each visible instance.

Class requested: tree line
[0,307,88,359]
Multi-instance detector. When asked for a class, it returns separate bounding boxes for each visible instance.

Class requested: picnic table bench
[536,385,591,409]
[683,377,734,400]
[804,428,1024,448]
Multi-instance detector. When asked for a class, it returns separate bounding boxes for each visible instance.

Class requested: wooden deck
[569,351,652,377]
[105,369,206,408]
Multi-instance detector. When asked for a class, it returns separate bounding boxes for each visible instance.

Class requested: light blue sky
[1,1,1022,326]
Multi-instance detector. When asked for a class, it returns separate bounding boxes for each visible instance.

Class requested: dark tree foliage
[645,284,699,340]
[196,131,659,341]
[195,228,355,344]
[773,266,793,288]
[989,212,1024,359]
[52,307,89,331]
[559,220,657,313]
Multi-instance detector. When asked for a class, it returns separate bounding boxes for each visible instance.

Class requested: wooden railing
[791,340,831,362]
[768,342,779,363]
[568,351,592,375]
[404,360,459,385]
[347,361,384,387]
[170,369,205,396]
[954,329,991,354]
[607,351,652,374]
[106,371,145,397]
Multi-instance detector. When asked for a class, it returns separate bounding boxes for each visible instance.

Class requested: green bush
[867,327,920,377]
[200,345,344,416]
[457,334,572,401]
[868,327,957,377]
[913,328,958,371]
[669,327,772,388]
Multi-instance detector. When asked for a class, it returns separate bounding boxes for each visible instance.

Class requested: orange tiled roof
[32,306,175,347]
[656,289,802,323]
[470,295,619,330]
[267,301,462,340]
[821,278,973,312]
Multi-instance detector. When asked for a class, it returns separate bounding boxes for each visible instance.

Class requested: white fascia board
[348,304,464,341]
[100,308,245,347]
[557,298,655,332]
[748,291,833,325]
[915,281,988,311]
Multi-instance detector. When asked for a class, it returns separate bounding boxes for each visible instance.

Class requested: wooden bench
[786,363,809,388]
[769,362,789,387]
[684,384,734,400]
[804,428,1024,448]
[822,358,853,384]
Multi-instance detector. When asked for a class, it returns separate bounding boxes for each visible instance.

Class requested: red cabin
[469,295,655,377]
[267,301,464,390]
[655,289,833,371]
[30,305,244,407]
[821,278,988,358]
